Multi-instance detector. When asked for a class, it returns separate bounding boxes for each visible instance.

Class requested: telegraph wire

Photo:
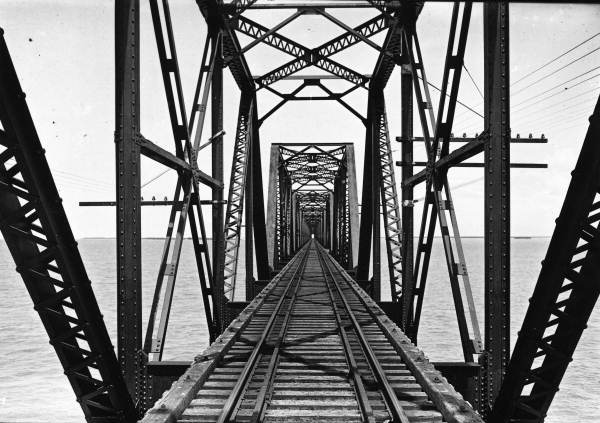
[413,176,484,202]
[457,79,600,133]
[513,94,599,128]
[454,34,600,122]
[512,88,600,123]
[53,175,113,192]
[419,76,484,118]
[53,169,113,189]
[141,168,172,189]
[463,63,484,99]
[512,45,600,96]
[515,105,593,133]
[539,108,597,132]
[512,66,600,109]
[513,72,600,113]
[512,32,600,86]
[54,177,113,194]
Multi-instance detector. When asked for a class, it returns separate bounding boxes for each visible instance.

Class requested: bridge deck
[142,241,482,423]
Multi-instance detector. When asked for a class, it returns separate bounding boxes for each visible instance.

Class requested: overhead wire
[454,33,600,123]
[457,77,600,134]
[456,85,600,133]
[413,176,484,202]
[512,66,600,109]
[513,72,600,114]
[512,88,600,125]
[511,32,600,87]
[53,177,113,194]
[141,168,172,189]
[419,76,484,118]
[53,169,113,189]
[539,109,597,132]
[463,63,484,99]
[512,45,600,96]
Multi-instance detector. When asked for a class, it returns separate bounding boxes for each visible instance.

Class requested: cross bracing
[0,2,598,422]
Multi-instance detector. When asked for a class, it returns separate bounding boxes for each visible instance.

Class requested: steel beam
[197,0,255,92]
[400,64,414,331]
[245,106,254,299]
[346,145,360,267]
[211,27,226,334]
[401,3,482,365]
[376,98,403,303]
[251,104,271,281]
[371,98,382,301]
[266,145,280,269]
[356,95,375,286]
[255,14,388,87]
[403,162,546,169]
[79,200,223,207]
[411,135,547,144]
[136,135,222,189]
[481,2,510,414]
[222,94,254,302]
[0,30,137,423]
[115,0,142,400]
[244,1,401,8]
[143,0,218,364]
[491,95,600,423]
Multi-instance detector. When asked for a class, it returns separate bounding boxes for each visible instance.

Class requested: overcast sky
[1,1,599,238]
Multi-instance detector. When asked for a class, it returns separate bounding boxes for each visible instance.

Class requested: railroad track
[143,241,482,423]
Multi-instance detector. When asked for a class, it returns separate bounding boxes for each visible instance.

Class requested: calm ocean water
[0,238,598,422]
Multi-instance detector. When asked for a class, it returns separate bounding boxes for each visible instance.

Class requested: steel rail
[215,243,311,423]
[324,244,484,423]
[317,246,375,423]
[316,243,411,423]
[248,245,317,422]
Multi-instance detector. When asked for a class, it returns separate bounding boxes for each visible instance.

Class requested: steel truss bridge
[0,1,598,422]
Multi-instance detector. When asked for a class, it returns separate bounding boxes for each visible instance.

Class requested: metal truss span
[266,143,359,271]
[491,95,600,423]
[141,241,482,423]
[0,32,136,422]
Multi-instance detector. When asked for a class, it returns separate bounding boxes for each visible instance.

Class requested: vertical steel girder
[115,0,143,400]
[355,95,384,299]
[266,145,280,269]
[278,168,293,261]
[245,107,254,297]
[371,100,382,301]
[244,93,270,299]
[222,94,254,301]
[356,94,376,288]
[400,64,414,331]
[250,107,270,282]
[332,153,355,268]
[400,3,483,364]
[211,28,226,335]
[481,1,511,414]
[0,31,136,422]
[492,95,600,423]
[346,145,360,268]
